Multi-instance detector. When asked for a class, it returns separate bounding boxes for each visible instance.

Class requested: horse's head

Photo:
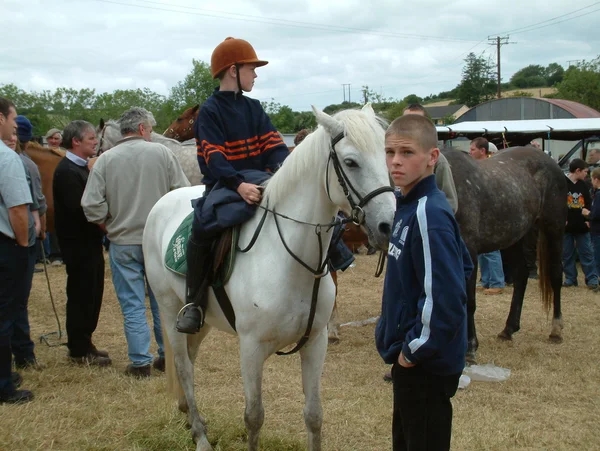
[96,119,121,155]
[312,104,395,250]
[163,104,200,141]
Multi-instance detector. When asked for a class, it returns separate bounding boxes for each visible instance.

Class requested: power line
[509,6,600,35]
[494,1,600,36]
[89,0,480,43]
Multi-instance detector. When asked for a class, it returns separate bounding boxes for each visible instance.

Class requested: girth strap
[276,276,322,356]
[212,285,237,332]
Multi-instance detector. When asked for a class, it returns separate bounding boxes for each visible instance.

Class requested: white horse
[96,119,202,185]
[142,105,395,451]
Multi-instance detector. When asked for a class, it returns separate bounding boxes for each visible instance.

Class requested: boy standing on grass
[376,114,472,450]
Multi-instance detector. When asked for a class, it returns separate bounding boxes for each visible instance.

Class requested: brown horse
[163,104,200,141]
[24,142,65,233]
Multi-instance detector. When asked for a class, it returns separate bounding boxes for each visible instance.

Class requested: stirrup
[176,303,205,334]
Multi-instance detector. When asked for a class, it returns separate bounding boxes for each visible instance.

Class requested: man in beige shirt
[82,107,190,378]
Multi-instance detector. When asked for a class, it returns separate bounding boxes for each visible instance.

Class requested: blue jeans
[478,251,505,288]
[109,244,164,367]
[563,232,598,286]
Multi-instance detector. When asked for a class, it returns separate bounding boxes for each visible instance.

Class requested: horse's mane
[263,109,387,207]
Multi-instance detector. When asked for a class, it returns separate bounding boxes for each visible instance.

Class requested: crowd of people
[1,36,599,451]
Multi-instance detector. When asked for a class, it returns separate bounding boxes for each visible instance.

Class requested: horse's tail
[537,227,553,313]
[161,317,185,403]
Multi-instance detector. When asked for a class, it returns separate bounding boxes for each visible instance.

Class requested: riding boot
[176,238,214,334]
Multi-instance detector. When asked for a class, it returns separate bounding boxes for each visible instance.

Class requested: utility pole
[567,59,581,67]
[488,35,515,99]
[342,84,351,103]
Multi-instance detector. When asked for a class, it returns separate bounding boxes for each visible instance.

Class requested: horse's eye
[344,159,359,168]
[176,118,183,123]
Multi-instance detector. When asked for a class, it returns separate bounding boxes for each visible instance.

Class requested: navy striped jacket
[375,175,473,376]
[194,89,289,191]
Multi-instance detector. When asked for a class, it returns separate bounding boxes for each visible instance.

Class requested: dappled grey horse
[444,147,567,361]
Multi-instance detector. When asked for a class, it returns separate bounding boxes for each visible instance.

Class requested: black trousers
[392,362,461,451]
[0,235,29,394]
[11,244,36,365]
[60,240,105,358]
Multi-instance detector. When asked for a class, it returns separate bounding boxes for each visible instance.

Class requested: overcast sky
[2,0,599,111]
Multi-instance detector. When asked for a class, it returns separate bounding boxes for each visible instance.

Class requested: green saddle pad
[164,212,238,286]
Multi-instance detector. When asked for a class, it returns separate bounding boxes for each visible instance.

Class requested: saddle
[165,211,239,287]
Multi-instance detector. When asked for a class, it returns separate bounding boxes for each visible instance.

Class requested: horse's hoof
[328,336,340,345]
[497,330,513,341]
[549,334,563,344]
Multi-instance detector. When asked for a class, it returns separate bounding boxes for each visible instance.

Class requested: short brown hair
[591,167,600,180]
[386,114,437,151]
[471,137,489,153]
[569,158,588,173]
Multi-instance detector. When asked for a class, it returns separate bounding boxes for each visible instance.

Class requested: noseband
[327,131,395,225]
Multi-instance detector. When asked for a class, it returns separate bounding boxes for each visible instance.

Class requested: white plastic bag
[463,363,511,382]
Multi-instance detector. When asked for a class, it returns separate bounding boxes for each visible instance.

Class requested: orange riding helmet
[210,37,268,79]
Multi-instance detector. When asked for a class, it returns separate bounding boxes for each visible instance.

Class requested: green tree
[261,100,296,133]
[293,111,317,132]
[169,59,217,110]
[545,62,565,86]
[555,56,600,111]
[456,53,496,107]
[402,94,422,105]
[93,88,171,130]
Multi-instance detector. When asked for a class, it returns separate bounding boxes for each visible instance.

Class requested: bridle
[164,117,195,140]
[327,131,395,226]
[97,124,108,156]
[235,130,394,355]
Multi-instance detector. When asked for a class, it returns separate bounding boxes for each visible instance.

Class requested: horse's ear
[311,105,343,137]
[192,104,200,113]
[361,103,375,116]
[99,118,105,129]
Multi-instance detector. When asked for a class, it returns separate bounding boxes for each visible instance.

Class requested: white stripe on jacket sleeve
[408,196,433,355]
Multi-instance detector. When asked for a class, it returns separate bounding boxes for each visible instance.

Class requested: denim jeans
[563,232,598,286]
[478,251,505,289]
[109,244,164,367]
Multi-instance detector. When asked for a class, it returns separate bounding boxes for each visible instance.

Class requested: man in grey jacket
[82,107,190,378]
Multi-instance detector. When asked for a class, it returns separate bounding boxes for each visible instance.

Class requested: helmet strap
[235,63,243,94]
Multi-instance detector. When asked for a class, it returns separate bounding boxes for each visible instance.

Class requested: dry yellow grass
[1,253,599,450]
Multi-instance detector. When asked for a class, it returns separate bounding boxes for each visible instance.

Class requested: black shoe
[89,344,110,358]
[69,352,112,367]
[176,304,204,334]
[12,372,22,388]
[0,389,33,404]
[125,364,151,378]
[153,356,165,372]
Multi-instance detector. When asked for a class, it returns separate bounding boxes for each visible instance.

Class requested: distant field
[425,87,558,107]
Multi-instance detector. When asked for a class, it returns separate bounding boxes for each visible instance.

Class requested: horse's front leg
[466,253,479,364]
[239,337,269,451]
[300,328,328,451]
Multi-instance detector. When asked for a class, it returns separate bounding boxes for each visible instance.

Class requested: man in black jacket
[53,120,111,365]
[563,158,598,290]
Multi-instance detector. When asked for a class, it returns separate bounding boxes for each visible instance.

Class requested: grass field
[1,253,599,450]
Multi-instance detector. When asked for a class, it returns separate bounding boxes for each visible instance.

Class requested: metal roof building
[455,97,600,123]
